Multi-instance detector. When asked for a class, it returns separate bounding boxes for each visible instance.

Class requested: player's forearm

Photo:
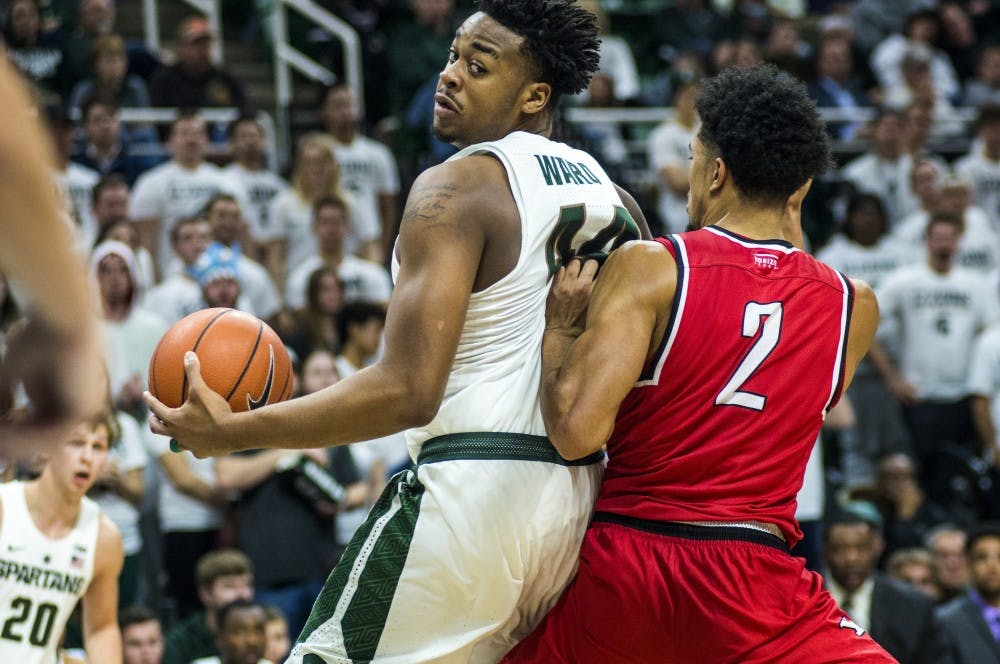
[230,363,434,452]
[0,70,90,332]
[541,328,607,460]
[84,624,122,664]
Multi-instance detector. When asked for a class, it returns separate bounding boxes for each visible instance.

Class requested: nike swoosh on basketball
[247,345,275,410]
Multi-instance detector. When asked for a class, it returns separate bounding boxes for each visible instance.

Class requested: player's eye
[447,48,458,63]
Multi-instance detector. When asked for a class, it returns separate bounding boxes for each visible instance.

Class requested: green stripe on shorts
[417,431,605,466]
[297,468,424,662]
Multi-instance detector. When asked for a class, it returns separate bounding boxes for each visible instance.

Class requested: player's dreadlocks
[477,0,601,102]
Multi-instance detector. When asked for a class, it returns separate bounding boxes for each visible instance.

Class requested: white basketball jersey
[0,482,100,664]
[392,131,639,458]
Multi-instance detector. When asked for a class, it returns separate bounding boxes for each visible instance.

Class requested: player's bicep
[378,168,485,411]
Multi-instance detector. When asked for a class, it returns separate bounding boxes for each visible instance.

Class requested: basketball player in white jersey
[146,1,649,661]
[0,414,124,664]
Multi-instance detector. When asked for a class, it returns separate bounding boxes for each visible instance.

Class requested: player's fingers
[143,390,173,424]
[147,412,171,437]
[578,258,600,282]
[183,351,209,398]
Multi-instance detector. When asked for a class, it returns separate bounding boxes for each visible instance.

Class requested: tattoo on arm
[403,184,459,224]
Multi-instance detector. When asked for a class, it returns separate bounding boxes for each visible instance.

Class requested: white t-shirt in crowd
[284,254,392,310]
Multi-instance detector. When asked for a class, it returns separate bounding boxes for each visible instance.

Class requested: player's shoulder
[413,154,508,206]
[94,512,123,566]
[603,240,677,291]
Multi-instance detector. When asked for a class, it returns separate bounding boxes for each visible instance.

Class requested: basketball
[148,308,293,412]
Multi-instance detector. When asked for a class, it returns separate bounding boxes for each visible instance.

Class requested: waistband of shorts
[592,512,788,552]
[416,432,606,466]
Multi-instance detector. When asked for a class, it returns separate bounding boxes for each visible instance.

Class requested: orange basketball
[148,308,293,412]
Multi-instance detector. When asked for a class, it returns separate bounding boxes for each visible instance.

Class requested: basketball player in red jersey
[505,65,895,663]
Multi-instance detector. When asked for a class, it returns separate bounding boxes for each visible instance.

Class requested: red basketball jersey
[595,226,854,547]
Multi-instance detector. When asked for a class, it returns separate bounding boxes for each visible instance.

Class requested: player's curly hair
[696,65,831,205]
[477,0,601,101]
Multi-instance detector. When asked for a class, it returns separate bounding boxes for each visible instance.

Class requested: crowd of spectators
[2,0,1000,662]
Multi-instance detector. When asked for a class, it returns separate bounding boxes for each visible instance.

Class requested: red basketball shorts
[503,514,897,663]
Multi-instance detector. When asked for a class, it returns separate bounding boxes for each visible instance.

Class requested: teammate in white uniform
[145,2,649,661]
[0,416,124,664]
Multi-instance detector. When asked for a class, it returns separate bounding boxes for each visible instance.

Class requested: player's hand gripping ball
[148,308,293,413]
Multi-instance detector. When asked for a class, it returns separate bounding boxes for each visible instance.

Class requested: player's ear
[522,82,552,116]
[709,157,727,193]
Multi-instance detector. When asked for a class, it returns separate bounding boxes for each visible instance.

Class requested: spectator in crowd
[822,509,948,663]
[955,104,1000,230]
[202,194,282,321]
[214,350,366,638]
[763,17,811,81]
[321,84,401,262]
[89,240,166,419]
[149,16,249,112]
[91,173,130,229]
[63,0,115,86]
[49,107,101,249]
[577,0,640,105]
[870,213,999,507]
[649,0,725,61]
[266,134,376,286]
[67,34,151,117]
[902,98,940,159]
[848,0,934,54]
[938,2,979,83]
[283,196,392,311]
[807,35,870,140]
[94,218,156,303]
[262,606,290,664]
[887,547,941,599]
[4,0,67,104]
[964,44,1000,107]
[153,437,229,621]
[969,313,1000,468]
[88,361,149,608]
[817,194,914,487]
[928,524,971,603]
[871,8,961,104]
[936,523,1000,663]
[334,301,385,377]
[121,606,165,664]
[896,170,997,274]
[72,99,158,187]
[278,265,344,362]
[875,452,952,558]
[190,244,243,311]
[648,78,700,235]
[223,116,287,260]
[385,0,460,114]
[163,549,254,664]
[333,304,408,545]
[141,216,214,323]
[883,48,963,138]
[129,110,247,277]
[194,600,269,664]
[842,108,919,226]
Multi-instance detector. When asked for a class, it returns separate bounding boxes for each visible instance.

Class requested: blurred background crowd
[2,0,1000,662]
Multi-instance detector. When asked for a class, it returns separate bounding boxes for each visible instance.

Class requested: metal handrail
[141,0,224,63]
[272,0,364,165]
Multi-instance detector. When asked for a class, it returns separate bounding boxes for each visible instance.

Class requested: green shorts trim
[417,431,605,466]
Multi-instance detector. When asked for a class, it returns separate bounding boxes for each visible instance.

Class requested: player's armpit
[543,241,676,459]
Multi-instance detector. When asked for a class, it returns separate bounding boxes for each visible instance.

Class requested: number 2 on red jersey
[715,301,783,411]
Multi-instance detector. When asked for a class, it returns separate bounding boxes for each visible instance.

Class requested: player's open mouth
[73,471,90,484]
